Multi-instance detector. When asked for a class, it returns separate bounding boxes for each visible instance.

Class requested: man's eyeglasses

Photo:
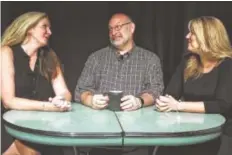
[109,22,131,32]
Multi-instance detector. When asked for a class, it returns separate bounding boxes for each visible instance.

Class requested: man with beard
[74,13,164,155]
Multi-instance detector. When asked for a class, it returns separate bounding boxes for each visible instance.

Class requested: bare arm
[1,46,65,111]
[140,93,154,107]
[156,95,205,113]
[80,91,93,107]
[52,66,72,101]
[178,101,205,113]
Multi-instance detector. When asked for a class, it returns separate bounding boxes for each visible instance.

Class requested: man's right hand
[91,94,109,110]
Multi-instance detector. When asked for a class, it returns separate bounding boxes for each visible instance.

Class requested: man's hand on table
[91,94,109,110]
[120,95,142,111]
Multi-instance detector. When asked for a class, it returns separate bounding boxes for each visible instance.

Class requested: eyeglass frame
[108,22,132,32]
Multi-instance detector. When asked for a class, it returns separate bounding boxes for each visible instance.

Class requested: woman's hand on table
[48,96,71,111]
[155,95,180,112]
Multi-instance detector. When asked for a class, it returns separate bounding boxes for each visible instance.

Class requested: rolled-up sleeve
[74,53,98,102]
[139,55,164,100]
[204,59,232,114]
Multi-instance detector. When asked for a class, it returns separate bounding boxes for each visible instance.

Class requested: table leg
[73,146,78,155]
[73,147,90,155]
[152,146,159,155]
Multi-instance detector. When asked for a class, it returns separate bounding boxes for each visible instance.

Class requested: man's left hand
[120,95,142,111]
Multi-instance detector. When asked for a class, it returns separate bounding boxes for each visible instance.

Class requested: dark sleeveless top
[1,45,56,153]
[12,45,55,101]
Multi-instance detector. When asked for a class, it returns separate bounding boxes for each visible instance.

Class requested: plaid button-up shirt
[74,45,164,102]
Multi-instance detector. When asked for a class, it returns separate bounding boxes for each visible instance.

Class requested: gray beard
[110,39,129,49]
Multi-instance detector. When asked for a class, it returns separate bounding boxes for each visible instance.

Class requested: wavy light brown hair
[184,16,232,81]
[1,11,60,80]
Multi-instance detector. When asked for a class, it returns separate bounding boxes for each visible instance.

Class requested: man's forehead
[109,15,128,25]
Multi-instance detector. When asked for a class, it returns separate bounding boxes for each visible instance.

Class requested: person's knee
[15,140,40,155]
[2,142,20,155]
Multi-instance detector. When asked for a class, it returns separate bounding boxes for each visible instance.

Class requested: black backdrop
[2,1,232,100]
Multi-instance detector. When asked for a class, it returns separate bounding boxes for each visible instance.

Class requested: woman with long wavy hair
[155,16,232,155]
[1,12,72,155]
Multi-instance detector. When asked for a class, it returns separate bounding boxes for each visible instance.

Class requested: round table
[3,103,226,155]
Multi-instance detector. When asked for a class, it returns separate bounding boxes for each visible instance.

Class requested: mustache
[111,35,122,40]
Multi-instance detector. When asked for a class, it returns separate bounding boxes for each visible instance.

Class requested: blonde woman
[155,16,232,155]
[1,12,72,155]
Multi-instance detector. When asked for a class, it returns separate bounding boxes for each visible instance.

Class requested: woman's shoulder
[218,57,232,72]
[1,46,14,59]
[220,57,232,66]
[1,45,13,52]
[1,44,23,54]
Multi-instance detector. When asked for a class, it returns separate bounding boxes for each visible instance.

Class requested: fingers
[54,96,64,100]
[121,95,132,102]
[48,96,72,111]
[45,102,71,112]
[92,104,108,110]
[166,95,177,103]
[156,95,179,112]
[156,98,168,107]
[120,95,139,111]
[92,94,109,110]
[48,97,53,102]
[155,98,170,112]
[120,100,133,110]
[156,104,170,112]
[120,98,132,107]
[94,95,109,103]
[158,95,171,103]
[49,96,64,102]
[56,103,72,111]
[93,100,108,107]
[165,94,179,103]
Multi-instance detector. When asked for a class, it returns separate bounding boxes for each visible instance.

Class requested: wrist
[88,94,94,108]
[137,97,144,108]
[42,102,45,111]
[177,100,183,111]
[42,102,50,111]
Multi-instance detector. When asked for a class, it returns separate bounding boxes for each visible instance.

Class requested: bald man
[75,13,163,112]
[74,13,163,155]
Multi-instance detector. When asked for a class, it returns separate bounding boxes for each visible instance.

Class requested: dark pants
[217,134,232,155]
[156,138,220,155]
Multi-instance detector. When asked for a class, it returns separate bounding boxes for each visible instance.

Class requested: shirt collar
[110,44,137,60]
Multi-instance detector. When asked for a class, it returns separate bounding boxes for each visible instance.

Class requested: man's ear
[130,22,135,34]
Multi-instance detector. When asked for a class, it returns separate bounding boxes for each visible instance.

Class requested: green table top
[3,103,226,146]
[3,103,122,146]
[116,106,225,146]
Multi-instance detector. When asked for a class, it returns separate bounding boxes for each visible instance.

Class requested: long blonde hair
[184,16,232,81]
[1,12,60,80]
[1,12,47,46]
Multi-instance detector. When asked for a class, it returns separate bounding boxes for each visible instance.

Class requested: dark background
[2,1,232,100]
